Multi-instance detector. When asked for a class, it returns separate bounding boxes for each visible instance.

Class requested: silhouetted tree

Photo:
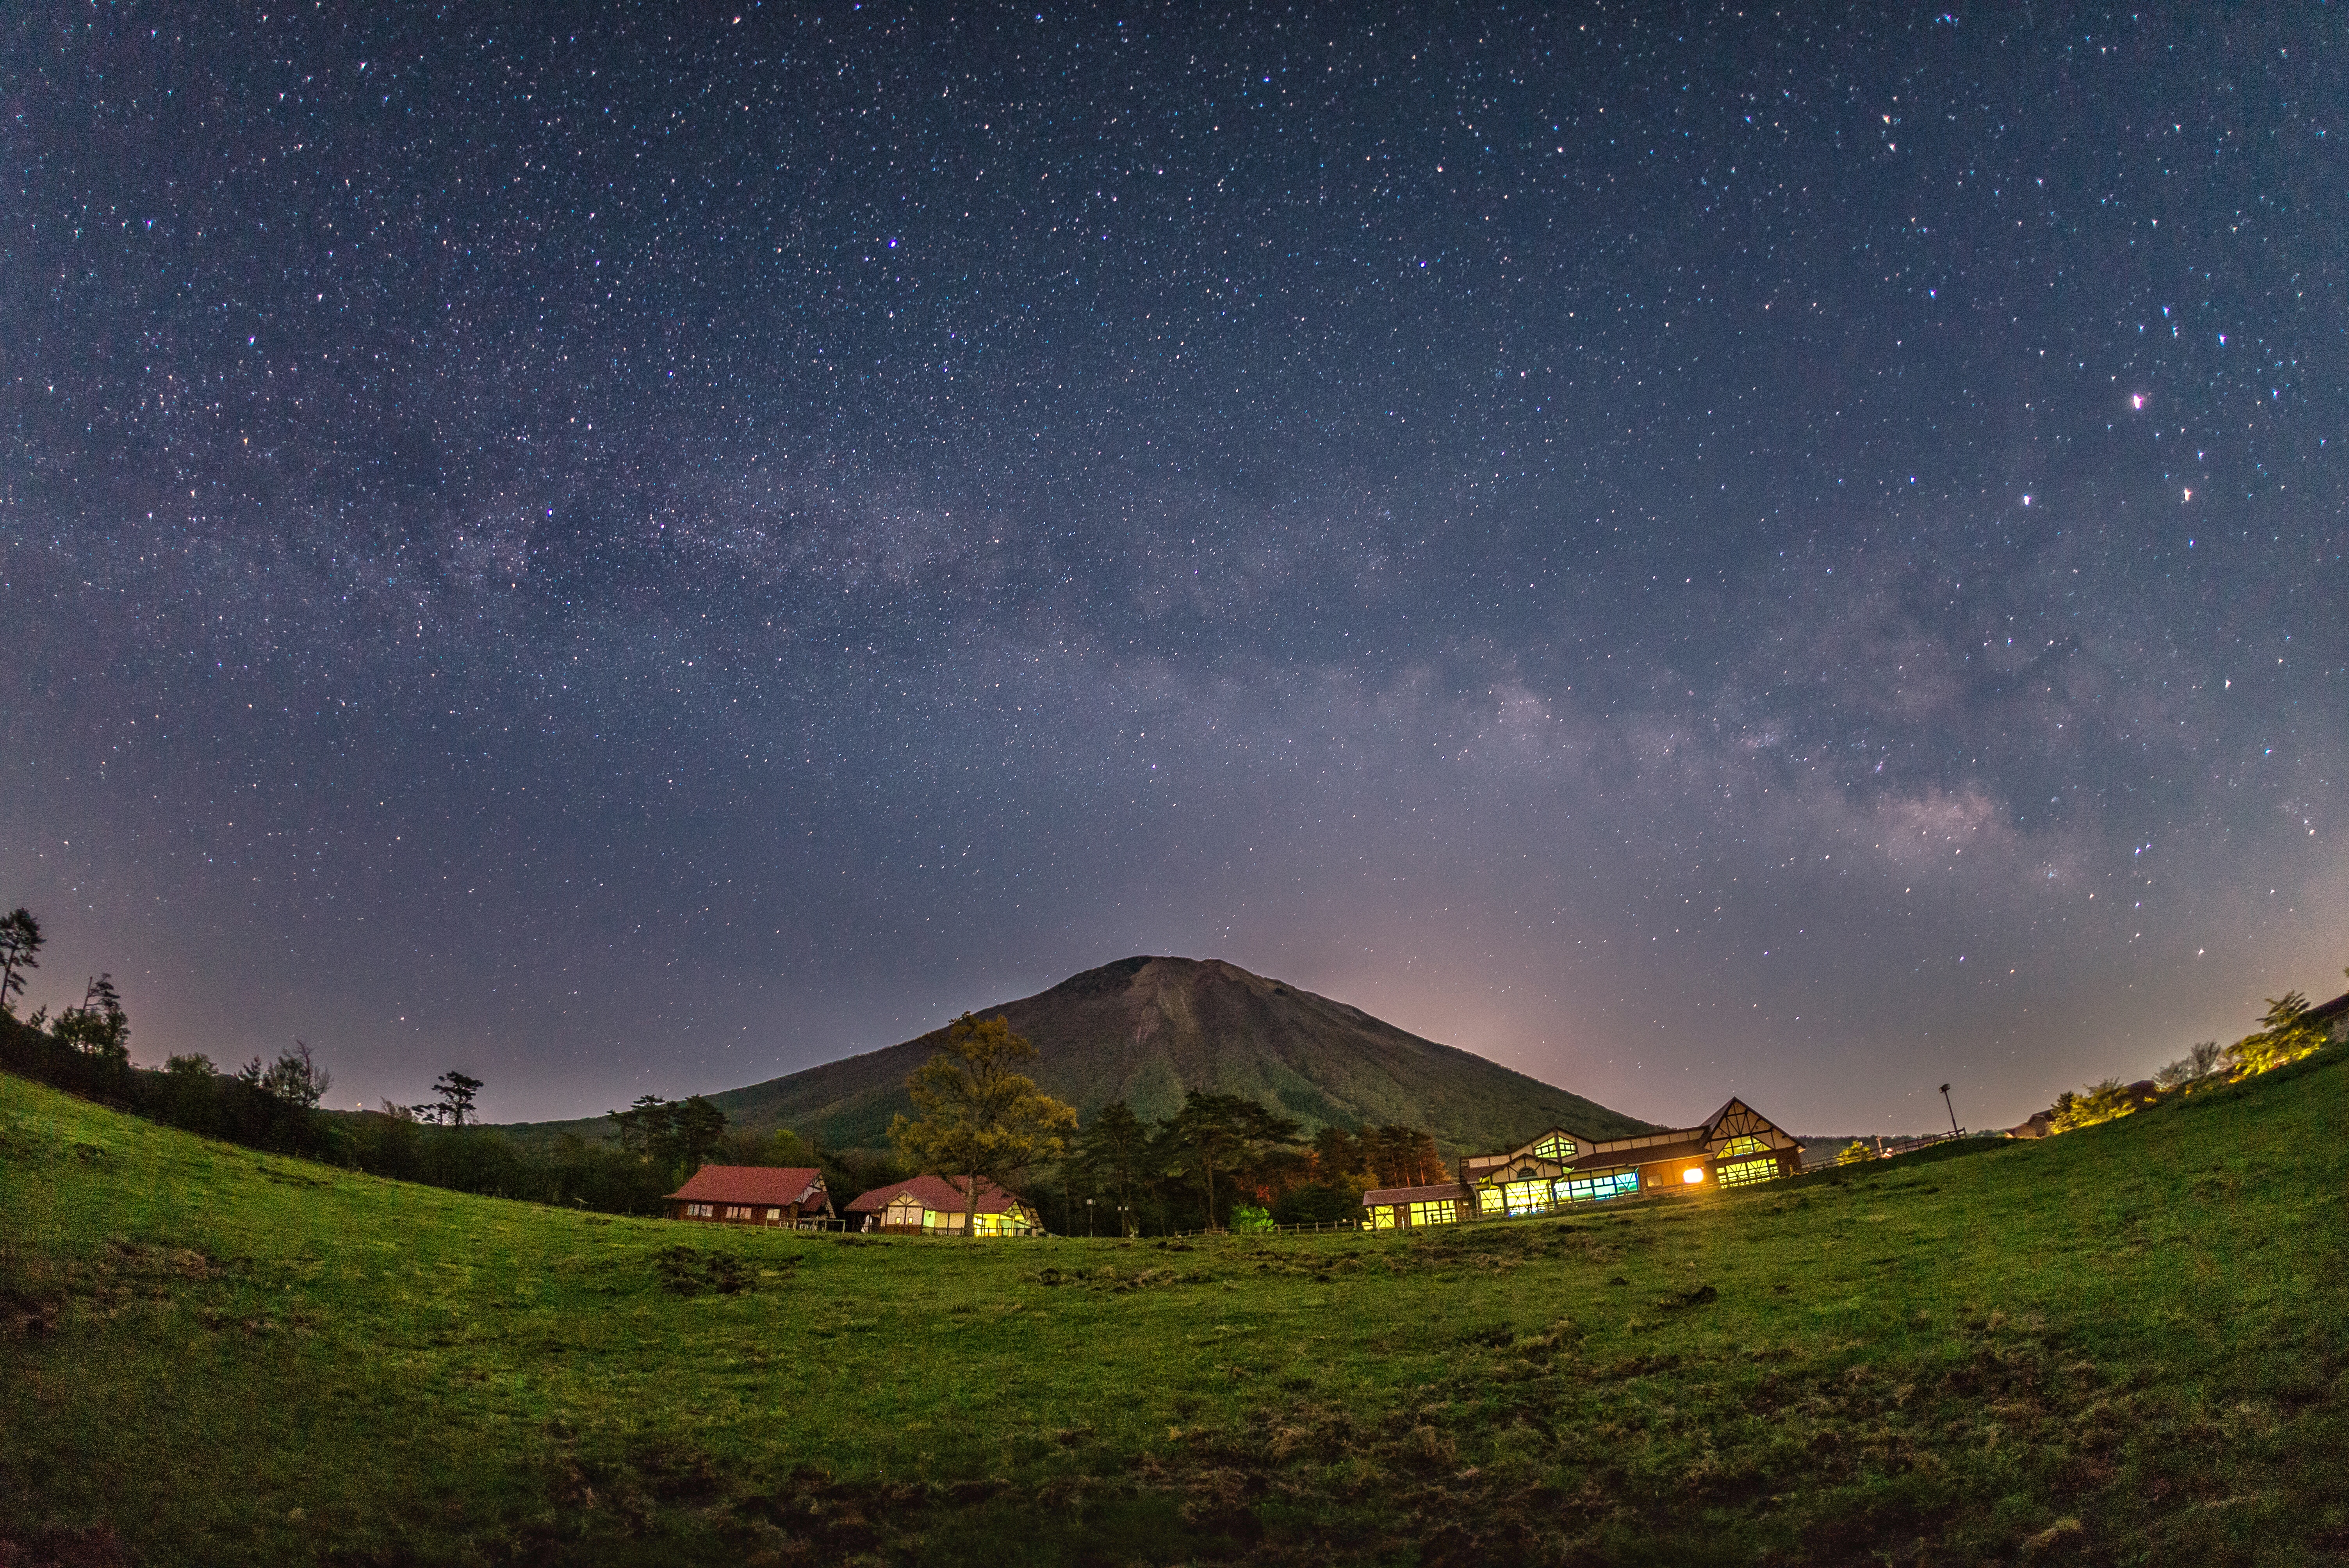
[1068,1099,1155,1232]
[431,1070,485,1127]
[51,974,130,1064]
[0,908,43,1017]
[255,1041,331,1109]
[608,1094,675,1159]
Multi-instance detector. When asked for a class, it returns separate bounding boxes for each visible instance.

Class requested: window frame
[1716,1156,1779,1188]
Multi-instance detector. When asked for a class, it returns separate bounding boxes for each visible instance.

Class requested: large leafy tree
[1362,1124,1445,1187]
[608,1094,675,1158]
[0,907,43,1017]
[890,1012,1076,1238]
[1162,1090,1301,1230]
[670,1094,729,1173]
[1310,1124,1365,1182]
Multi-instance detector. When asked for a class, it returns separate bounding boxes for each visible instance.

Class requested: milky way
[4,4,2343,1129]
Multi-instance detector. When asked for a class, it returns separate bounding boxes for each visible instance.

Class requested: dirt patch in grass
[653,1245,763,1296]
[0,1238,223,1338]
[1032,1263,1215,1291]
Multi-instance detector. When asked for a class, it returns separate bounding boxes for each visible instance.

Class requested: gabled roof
[1471,1125,1601,1164]
[1698,1096,1795,1151]
[844,1174,1029,1215]
[667,1165,829,1206]
[1362,1181,1473,1206]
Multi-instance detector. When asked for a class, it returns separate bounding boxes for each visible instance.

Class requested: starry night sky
[5,4,2344,1131]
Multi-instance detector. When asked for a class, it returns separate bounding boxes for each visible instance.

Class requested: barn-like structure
[665,1165,836,1228]
[1362,1097,1801,1229]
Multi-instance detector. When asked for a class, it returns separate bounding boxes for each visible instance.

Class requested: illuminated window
[1502,1180,1554,1217]
[1371,1206,1398,1230]
[1530,1134,1577,1162]
[1720,1135,1770,1159]
[765,1208,781,1221]
[1717,1157,1779,1187]
[1681,1167,1705,1185]
[1560,1170,1640,1203]
[1408,1199,1458,1226]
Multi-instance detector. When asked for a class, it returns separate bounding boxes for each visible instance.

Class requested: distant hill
[501,955,1653,1154]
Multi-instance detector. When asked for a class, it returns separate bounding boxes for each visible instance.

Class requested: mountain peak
[684,956,1651,1153]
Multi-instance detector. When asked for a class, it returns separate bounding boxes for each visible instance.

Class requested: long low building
[845,1174,1044,1235]
[1362,1097,1800,1229]
[666,1164,836,1228]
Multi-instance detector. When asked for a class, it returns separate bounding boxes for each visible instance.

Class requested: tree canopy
[889,1012,1076,1237]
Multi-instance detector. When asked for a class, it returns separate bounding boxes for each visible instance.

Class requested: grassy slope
[501,957,1655,1156]
[4,1051,2345,1566]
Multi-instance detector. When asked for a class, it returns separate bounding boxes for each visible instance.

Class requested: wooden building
[1360,1098,1800,1229]
[665,1165,836,1228]
[843,1174,1043,1236]
[1358,1180,1469,1231]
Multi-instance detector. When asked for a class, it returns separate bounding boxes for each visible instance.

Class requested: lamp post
[1940,1083,1960,1137]
[1086,1196,1095,1237]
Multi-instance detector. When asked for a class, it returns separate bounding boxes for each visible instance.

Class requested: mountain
[504,955,1651,1155]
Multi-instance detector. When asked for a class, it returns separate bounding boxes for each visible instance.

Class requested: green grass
[4,1053,2347,1566]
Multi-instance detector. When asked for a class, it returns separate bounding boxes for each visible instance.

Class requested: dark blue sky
[5,2,2343,1131]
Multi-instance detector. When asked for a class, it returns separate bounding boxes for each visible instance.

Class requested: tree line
[2034,972,2346,1135]
[0,903,874,1215]
[885,1010,1451,1237]
[4,904,1463,1234]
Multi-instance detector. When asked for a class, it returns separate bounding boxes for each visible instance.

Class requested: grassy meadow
[3,1053,2346,1566]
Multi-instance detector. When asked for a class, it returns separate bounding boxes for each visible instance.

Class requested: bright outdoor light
[1682,1167,1705,1185]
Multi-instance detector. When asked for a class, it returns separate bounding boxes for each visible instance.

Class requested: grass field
[4,1053,2346,1567]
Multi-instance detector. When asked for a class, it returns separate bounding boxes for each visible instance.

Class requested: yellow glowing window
[1717,1157,1779,1188]
[1681,1167,1705,1185]
[1370,1206,1398,1230]
[1530,1134,1577,1162]
[1408,1199,1458,1226]
[1720,1135,1770,1159]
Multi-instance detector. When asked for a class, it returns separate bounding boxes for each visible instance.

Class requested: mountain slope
[514,955,1652,1153]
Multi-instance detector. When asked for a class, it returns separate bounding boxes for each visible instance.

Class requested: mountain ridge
[500,955,1654,1154]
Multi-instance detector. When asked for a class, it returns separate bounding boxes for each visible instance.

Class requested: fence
[1802,1129,1973,1170]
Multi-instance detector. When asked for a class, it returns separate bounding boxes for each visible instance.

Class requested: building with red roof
[665,1165,835,1228]
[843,1173,1042,1236]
